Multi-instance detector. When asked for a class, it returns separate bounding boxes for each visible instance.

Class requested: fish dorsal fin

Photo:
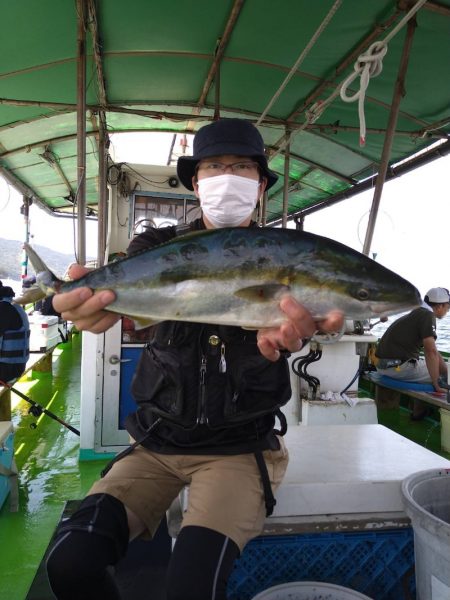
[234,284,290,303]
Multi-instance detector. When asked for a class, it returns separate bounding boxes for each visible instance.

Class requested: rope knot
[306,100,325,124]
[355,41,387,78]
[340,41,388,147]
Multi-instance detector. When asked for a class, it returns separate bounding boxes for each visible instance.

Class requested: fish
[19,227,421,329]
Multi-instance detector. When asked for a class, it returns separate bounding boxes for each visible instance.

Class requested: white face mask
[197,174,260,228]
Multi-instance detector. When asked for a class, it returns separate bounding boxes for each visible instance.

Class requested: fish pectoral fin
[234,284,290,303]
[132,316,162,330]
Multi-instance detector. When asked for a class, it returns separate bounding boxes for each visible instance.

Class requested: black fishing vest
[129,221,291,430]
[131,320,291,430]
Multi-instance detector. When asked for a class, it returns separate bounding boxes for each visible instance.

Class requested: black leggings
[46,493,240,600]
[166,526,240,600]
[46,494,128,600]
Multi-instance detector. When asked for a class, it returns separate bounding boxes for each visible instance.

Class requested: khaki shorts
[88,437,289,550]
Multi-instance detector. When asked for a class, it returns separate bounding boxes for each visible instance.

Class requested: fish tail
[13,284,46,306]
[23,243,64,297]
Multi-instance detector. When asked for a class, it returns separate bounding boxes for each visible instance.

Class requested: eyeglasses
[197,161,260,177]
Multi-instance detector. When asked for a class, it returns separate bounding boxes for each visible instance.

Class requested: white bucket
[251,581,373,600]
[401,468,450,600]
[440,409,450,453]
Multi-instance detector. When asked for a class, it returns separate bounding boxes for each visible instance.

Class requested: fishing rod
[0,379,80,436]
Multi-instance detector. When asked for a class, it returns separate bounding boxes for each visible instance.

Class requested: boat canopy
[0,0,449,224]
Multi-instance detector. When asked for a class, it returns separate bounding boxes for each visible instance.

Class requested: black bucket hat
[177,118,278,191]
[0,281,15,298]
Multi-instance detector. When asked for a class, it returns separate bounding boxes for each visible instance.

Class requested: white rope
[383,0,428,45]
[272,0,428,157]
[338,0,428,147]
[339,41,387,146]
[256,0,342,127]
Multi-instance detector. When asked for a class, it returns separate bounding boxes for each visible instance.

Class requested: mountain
[0,238,79,282]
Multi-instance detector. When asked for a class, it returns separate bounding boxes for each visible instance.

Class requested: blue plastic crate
[227,528,415,600]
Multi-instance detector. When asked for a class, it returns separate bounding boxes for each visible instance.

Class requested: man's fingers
[67,264,90,280]
[47,263,119,334]
[258,298,345,361]
[73,312,121,333]
[53,287,94,313]
[257,322,302,360]
[279,297,344,339]
[279,296,316,339]
[55,288,115,315]
[257,335,280,362]
[315,309,345,334]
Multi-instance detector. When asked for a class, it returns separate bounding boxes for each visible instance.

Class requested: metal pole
[52,157,75,200]
[362,18,417,256]
[76,0,87,265]
[281,131,291,228]
[97,115,108,266]
[20,196,30,281]
[213,62,221,121]
[259,191,268,227]
[167,133,177,166]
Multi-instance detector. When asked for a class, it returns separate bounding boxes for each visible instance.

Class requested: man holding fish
[43,119,416,600]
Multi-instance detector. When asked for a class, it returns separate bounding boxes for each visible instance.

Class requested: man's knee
[46,493,129,594]
[56,493,129,552]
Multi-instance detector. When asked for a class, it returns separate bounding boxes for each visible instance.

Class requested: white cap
[425,287,450,303]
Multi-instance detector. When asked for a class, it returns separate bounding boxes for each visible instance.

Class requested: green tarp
[0,0,449,221]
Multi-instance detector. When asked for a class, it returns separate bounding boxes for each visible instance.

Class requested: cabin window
[132,194,200,236]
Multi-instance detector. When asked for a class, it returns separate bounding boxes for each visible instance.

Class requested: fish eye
[356,288,370,301]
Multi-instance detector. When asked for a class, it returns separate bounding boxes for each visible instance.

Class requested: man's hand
[432,380,448,394]
[257,296,344,361]
[433,386,448,394]
[423,337,447,394]
[52,264,119,334]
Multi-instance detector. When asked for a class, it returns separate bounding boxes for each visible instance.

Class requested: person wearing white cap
[375,287,450,410]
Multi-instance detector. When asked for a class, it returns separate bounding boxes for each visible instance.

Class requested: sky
[0,132,449,300]
[0,178,99,260]
[0,132,178,267]
[303,151,450,299]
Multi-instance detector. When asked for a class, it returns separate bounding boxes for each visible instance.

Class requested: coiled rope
[305,0,428,147]
[340,41,387,147]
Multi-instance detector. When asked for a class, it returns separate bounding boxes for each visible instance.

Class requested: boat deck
[0,334,107,600]
[1,335,450,600]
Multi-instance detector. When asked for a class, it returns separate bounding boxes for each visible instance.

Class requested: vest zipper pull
[219,342,226,373]
[198,355,207,424]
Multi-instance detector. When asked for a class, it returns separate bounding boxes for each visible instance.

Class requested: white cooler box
[28,313,61,352]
